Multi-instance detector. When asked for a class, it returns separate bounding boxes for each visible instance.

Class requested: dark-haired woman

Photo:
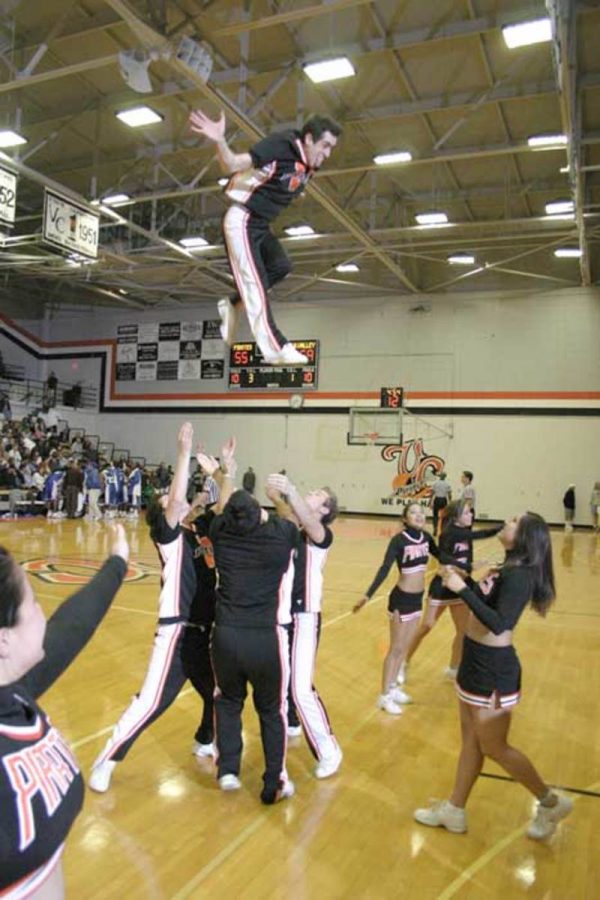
[209,485,299,804]
[405,499,502,678]
[353,502,463,715]
[89,424,230,792]
[1,526,128,897]
[414,512,573,840]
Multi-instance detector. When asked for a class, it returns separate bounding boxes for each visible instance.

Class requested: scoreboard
[380,386,404,408]
[228,340,319,390]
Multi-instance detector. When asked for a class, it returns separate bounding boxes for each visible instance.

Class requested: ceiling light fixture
[116,106,163,127]
[0,130,27,148]
[527,133,568,149]
[554,247,582,258]
[217,177,229,186]
[502,17,552,49]
[102,193,131,206]
[284,225,316,238]
[179,236,209,248]
[303,57,355,83]
[545,200,574,215]
[448,253,475,265]
[373,151,413,165]
[336,263,359,272]
[416,212,448,226]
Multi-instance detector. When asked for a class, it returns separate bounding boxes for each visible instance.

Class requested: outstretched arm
[23,525,129,698]
[165,422,193,528]
[189,109,252,174]
[266,474,324,543]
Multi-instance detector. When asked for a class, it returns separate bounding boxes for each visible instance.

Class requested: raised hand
[108,523,129,563]
[189,109,226,142]
[221,436,237,477]
[353,595,368,614]
[196,451,219,476]
[177,421,193,456]
[267,473,292,496]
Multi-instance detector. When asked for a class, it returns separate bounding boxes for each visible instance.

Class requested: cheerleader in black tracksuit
[354,501,463,715]
[415,512,573,841]
[406,499,502,678]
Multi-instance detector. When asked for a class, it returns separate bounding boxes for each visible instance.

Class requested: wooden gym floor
[3,516,598,899]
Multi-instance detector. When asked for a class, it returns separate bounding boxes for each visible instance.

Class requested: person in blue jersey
[189,108,341,365]
[354,501,465,715]
[42,467,64,519]
[0,526,128,897]
[127,463,143,517]
[414,512,573,840]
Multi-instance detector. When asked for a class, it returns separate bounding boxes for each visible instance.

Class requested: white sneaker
[267,343,309,366]
[89,760,117,793]
[414,800,467,834]
[378,693,403,716]
[444,666,459,679]
[218,774,242,791]
[217,298,238,346]
[192,741,214,758]
[287,725,302,738]
[527,793,573,840]
[315,746,343,780]
[396,663,408,685]
[389,686,413,705]
[276,779,295,801]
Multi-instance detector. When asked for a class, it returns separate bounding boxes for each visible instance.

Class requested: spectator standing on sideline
[242,466,256,495]
[430,472,452,535]
[563,484,575,532]
[460,471,476,518]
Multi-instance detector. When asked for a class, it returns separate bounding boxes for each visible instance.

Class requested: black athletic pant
[223,205,291,355]
[181,624,215,745]
[432,497,448,535]
[211,624,289,799]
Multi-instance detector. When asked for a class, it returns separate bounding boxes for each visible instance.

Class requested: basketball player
[266,473,342,779]
[89,425,235,792]
[414,512,573,840]
[405,499,502,679]
[188,108,341,364]
[354,501,464,715]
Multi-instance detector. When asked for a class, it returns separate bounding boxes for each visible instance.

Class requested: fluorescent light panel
[179,236,209,248]
[448,254,475,265]
[218,177,229,186]
[545,200,574,215]
[560,165,569,173]
[0,129,27,148]
[502,17,552,49]
[554,248,582,258]
[116,106,163,127]
[336,263,359,272]
[285,225,315,237]
[373,150,412,165]
[528,133,567,149]
[416,212,448,225]
[304,57,355,83]
[102,193,131,205]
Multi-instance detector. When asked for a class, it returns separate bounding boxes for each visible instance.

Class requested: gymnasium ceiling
[1,0,599,314]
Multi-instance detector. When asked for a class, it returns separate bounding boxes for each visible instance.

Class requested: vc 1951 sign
[43,188,100,259]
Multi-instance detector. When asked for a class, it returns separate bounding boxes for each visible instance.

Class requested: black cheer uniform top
[0,556,126,892]
[458,564,533,635]
[224,130,313,222]
[185,509,217,626]
[365,526,463,599]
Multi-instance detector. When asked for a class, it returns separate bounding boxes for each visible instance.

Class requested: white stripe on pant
[93,622,184,765]
[222,204,283,358]
[291,612,338,762]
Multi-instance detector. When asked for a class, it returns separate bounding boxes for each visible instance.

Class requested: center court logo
[379,438,445,506]
[21,558,157,585]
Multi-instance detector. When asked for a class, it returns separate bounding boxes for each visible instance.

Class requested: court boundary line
[480,770,600,799]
